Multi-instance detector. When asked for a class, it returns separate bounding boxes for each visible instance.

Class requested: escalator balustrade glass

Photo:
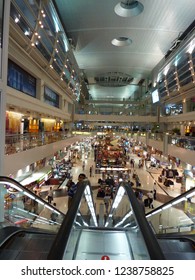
[62,183,157,259]
[0,177,64,232]
[63,182,97,259]
[146,188,195,234]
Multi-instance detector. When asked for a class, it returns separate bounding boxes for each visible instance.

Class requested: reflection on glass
[3,181,64,233]
[146,190,195,234]
[63,188,97,259]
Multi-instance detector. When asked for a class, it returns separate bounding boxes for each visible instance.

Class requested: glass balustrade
[63,183,97,259]
[60,182,160,260]
[1,177,65,233]
[105,185,150,260]
[146,188,195,234]
[5,132,71,155]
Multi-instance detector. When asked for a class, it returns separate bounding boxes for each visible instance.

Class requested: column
[182,98,187,114]
[163,133,169,157]
[0,0,11,222]
[36,78,44,101]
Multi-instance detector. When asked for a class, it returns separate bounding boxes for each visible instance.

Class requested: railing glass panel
[146,188,195,234]
[0,177,64,233]
[63,183,97,259]
[105,185,150,259]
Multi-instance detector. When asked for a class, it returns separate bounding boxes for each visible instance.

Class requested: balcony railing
[5,132,72,155]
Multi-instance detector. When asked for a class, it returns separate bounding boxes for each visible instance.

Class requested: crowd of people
[40,137,159,221]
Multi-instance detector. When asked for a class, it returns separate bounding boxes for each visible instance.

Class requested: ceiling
[53,0,195,101]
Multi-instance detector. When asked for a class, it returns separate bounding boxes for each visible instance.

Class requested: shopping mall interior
[0,0,195,260]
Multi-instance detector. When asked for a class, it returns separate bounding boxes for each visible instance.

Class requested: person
[32,190,39,214]
[104,193,111,214]
[147,191,154,209]
[82,161,85,171]
[128,180,134,187]
[134,190,145,213]
[138,190,143,200]
[89,165,93,177]
[68,173,86,209]
[130,159,134,168]
[47,186,53,204]
[97,187,105,198]
[23,195,32,211]
[135,176,140,188]
[153,182,157,200]
[66,178,75,191]
[50,202,58,223]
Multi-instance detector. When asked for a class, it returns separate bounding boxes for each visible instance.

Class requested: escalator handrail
[122,182,165,260]
[0,176,65,217]
[47,179,91,260]
[156,233,195,244]
[0,226,56,248]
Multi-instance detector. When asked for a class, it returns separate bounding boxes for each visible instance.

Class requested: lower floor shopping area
[0,132,195,259]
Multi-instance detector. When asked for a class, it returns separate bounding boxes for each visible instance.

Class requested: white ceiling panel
[54,0,195,100]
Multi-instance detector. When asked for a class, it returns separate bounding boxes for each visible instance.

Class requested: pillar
[0,0,11,222]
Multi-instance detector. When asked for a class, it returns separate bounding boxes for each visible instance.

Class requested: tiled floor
[52,147,186,215]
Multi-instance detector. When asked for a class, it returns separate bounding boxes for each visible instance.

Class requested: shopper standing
[153,182,157,200]
[47,186,53,204]
[104,193,111,215]
[147,191,154,208]
[89,165,93,177]
[68,173,86,209]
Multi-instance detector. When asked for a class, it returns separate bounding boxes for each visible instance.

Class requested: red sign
[101,255,110,260]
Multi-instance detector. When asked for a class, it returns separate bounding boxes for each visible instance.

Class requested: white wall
[4,135,83,175]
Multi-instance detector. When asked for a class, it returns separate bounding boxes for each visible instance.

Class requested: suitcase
[144,198,149,207]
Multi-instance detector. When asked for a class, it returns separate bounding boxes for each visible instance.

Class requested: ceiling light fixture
[115,1,144,17]
[111,36,132,47]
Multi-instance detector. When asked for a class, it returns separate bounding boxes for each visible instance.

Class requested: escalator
[157,236,195,260]
[66,228,133,260]
[47,181,165,260]
[68,227,155,260]
[145,187,195,259]
[48,181,195,260]
[0,227,55,260]
[0,176,65,259]
[0,176,195,259]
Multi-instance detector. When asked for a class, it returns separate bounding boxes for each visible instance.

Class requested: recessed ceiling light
[111,37,132,47]
[115,1,144,17]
